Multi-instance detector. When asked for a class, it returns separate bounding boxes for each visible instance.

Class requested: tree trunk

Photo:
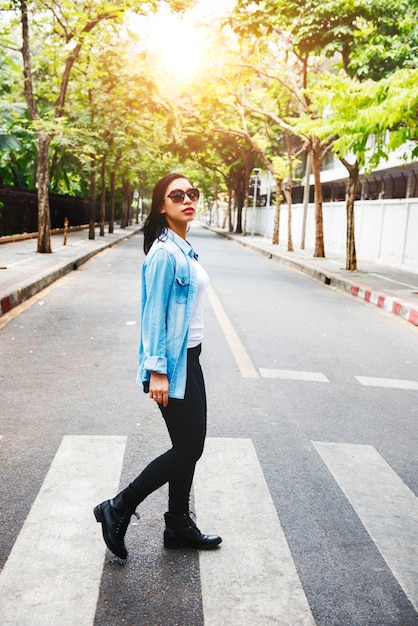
[20,0,37,118]
[121,180,129,228]
[128,185,133,226]
[109,170,115,233]
[284,132,294,252]
[284,189,294,252]
[213,188,219,227]
[99,156,106,236]
[235,187,244,234]
[342,159,359,271]
[89,158,96,240]
[300,154,311,250]
[36,131,52,253]
[228,189,233,232]
[272,179,282,245]
[21,1,51,253]
[311,141,325,257]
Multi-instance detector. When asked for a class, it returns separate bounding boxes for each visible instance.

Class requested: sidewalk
[1,223,418,328]
[0,225,142,319]
[205,225,418,328]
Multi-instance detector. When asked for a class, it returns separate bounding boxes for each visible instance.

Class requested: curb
[206,226,418,328]
[0,227,142,317]
[350,285,418,327]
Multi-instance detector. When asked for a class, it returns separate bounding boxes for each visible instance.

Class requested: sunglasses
[165,188,200,203]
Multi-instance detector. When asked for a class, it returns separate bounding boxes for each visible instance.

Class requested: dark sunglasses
[165,188,200,203]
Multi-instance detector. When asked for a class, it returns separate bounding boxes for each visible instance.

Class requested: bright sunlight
[145,11,204,83]
[132,0,236,85]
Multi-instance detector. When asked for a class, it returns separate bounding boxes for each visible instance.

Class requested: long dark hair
[143,172,191,254]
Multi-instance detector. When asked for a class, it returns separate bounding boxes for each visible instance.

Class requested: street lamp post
[251,168,260,238]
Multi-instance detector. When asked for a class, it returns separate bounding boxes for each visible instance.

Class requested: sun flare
[132,1,235,85]
[146,12,204,84]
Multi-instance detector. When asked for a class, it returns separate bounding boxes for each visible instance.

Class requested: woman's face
[160,177,198,235]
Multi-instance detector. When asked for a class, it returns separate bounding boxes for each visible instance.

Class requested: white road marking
[195,438,316,625]
[260,368,329,382]
[206,284,259,378]
[313,441,418,612]
[6,257,33,268]
[368,272,418,290]
[355,376,418,390]
[0,435,127,626]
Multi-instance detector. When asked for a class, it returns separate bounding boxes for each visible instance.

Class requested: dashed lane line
[0,435,127,626]
[206,284,259,378]
[260,368,330,382]
[313,441,418,613]
[206,285,417,389]
[195,437,316,625]
[355,376,418,390]
[257,371,417,388]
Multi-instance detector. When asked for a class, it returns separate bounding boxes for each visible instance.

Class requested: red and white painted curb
[351,285,418,326]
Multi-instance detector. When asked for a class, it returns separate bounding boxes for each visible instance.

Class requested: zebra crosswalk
[0,436,126,626]
[313,441,418,613]
[0,436,417,625]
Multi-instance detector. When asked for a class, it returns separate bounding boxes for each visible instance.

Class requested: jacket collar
[165,228,198,260]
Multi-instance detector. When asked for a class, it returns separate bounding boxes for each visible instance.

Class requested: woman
[94,173,222,559]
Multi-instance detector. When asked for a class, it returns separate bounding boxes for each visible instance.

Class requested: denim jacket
[137,229,198,399]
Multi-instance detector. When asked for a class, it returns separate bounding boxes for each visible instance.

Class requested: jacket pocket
[174,274,190,303]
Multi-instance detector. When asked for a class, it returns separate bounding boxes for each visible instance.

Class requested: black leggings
[125,344,207,514]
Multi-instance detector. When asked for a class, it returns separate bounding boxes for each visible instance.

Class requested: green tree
[232,0,418,264]
[5,0,192,252]
[230,0,339,257]
[162,54,258,234]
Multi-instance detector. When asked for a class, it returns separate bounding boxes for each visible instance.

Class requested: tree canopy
[0,0,417,262]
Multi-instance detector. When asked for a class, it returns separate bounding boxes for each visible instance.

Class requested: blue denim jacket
[137,229,198,399]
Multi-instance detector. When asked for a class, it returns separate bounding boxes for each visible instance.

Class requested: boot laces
[116,510,139,536]
[186,511,201,534]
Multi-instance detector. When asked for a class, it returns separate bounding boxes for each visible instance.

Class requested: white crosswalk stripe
[1,436,417,624]
[313,441,418,612]
[0,435,127,626]
[195,438,316,625]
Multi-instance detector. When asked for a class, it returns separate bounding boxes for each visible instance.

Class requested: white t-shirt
[187,258,209,348]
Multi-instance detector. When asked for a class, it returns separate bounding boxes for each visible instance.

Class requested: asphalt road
[1,223,417,626]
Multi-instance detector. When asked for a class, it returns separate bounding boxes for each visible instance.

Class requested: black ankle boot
[94,493,139,559]
[164,512,222,550]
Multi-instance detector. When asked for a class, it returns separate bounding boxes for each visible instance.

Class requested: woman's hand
[149,372,169,407]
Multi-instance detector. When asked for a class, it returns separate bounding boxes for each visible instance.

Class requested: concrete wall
[219,198,418,273]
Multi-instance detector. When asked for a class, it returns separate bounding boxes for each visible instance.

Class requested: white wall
[217,199,418,273]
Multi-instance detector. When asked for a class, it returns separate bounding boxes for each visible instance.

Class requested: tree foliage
[0,0,194,250]
[0,0,417,267]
